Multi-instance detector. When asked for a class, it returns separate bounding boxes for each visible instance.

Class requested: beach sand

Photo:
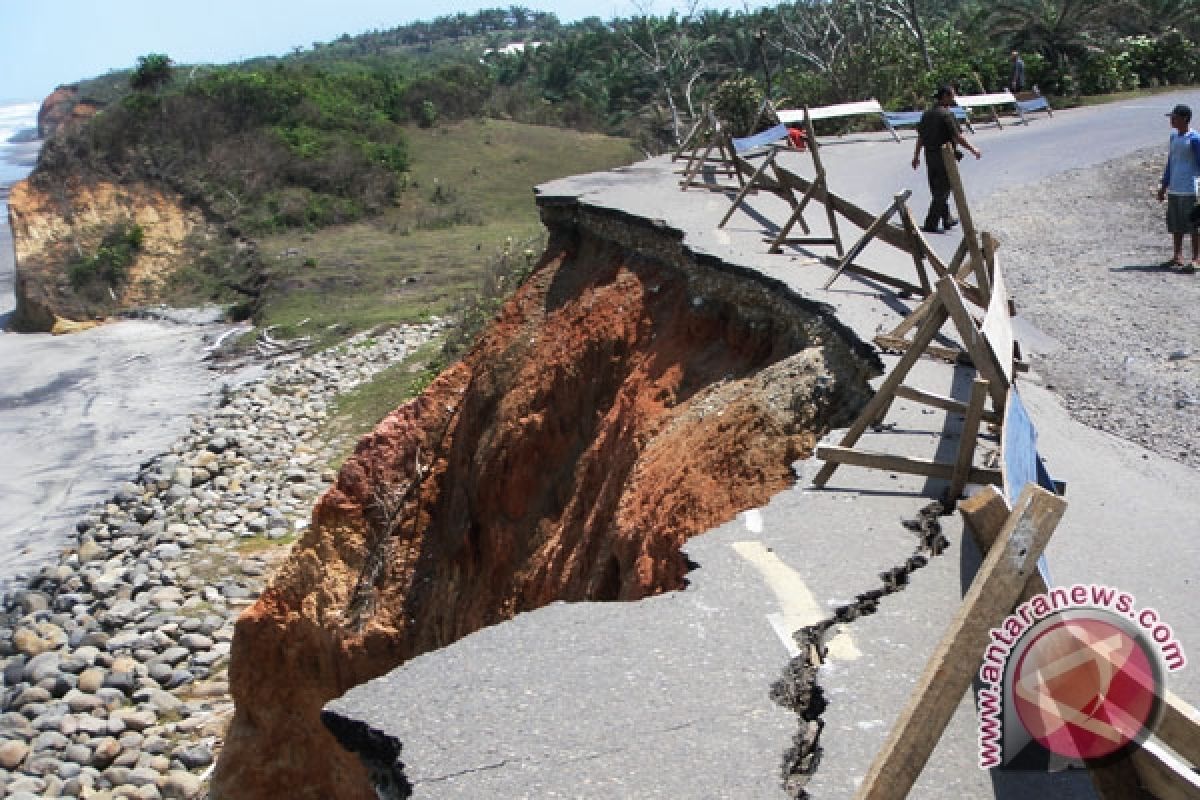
[0,193,252,589]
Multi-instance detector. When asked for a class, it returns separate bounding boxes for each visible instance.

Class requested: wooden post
[806,107,845,258]
[854,484,1067,800]
[824,190,912,290]
[946,378,989,503]
[812,300,950,487]
[941,144,990,303]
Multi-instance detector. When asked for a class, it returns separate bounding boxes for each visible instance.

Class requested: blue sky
[0,0,762,104]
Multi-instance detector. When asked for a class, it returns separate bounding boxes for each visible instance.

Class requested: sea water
[0,100,253,590]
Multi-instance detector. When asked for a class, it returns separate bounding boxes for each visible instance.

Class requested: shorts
[1166,193,1197,233]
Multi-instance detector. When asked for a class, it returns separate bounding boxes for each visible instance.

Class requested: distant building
[481,41,542,61]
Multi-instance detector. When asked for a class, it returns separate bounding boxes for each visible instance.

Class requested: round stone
[0,738,30,769]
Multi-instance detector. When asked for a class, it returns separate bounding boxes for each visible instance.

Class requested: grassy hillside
[255,118,639,343]
[256,118,640,451]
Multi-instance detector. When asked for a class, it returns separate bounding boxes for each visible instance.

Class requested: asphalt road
[327,90,1200,799]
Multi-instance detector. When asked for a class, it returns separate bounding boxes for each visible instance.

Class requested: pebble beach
[0,322,443,798]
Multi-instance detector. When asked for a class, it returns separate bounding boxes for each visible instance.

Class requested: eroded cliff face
[37,85,98,139]
[210,205,881,800]
[7,178,208,332]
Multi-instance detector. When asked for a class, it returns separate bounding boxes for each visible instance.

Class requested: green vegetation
[32,3,1200,443]
[130,53,173,93]
[253,119,636,348]
[68,222,144,298]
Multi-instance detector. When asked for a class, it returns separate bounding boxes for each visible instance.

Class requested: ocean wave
[0,101,39,146]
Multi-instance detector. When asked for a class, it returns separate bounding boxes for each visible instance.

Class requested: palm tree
[987,0,1119,67]
[130,54,173,93]
[1115,0,1200,39]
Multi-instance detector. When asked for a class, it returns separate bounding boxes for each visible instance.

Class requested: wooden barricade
[813,265,1013,500]
[855,387,1200,799]
[760,108,845,258]
[721,137,971,299]
[773,98,902,143]
[676,108,743,192]
[876,144,995,358]
[855,481,1067,800]
[1015,88,1054,119]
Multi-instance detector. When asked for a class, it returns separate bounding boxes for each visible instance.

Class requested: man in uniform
[911,86,981,233]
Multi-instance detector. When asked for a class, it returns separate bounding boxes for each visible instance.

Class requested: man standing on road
[912,86,981,234]
[1157,103,1200,273]
[1009,51,1025,94]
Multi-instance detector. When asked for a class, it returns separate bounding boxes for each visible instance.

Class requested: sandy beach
[0,188,253,591]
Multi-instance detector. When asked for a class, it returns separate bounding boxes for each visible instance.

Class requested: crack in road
[770,500,950,799]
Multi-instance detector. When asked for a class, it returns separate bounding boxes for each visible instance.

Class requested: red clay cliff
[211,207,878,799]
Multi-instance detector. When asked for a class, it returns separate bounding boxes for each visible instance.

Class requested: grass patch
[321,338,446,462]
[235,532,299,553]
[1057,84,1198,109]
[254,119,639,344]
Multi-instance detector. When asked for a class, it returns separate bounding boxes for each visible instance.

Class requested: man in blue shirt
[1157,103,1200,273]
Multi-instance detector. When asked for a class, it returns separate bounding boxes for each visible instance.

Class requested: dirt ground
[974,145,1200,469]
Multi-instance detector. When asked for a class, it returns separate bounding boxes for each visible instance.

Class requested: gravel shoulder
[975,145,1200,468]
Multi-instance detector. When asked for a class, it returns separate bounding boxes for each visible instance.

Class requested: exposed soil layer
[210,206,881,800]
[7,178,210,332]
[974,147,1200,468]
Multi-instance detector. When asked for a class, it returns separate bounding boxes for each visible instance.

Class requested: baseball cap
[1167,104,1192,118]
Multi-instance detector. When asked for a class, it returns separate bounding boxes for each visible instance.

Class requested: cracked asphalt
[325,89,1200,799]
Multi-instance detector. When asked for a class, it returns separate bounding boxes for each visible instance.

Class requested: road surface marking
[732,540,861,661]
[742,509,764,534]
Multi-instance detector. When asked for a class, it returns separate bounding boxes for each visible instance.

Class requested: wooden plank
[776,98,885,123]
[820,259,925,296]
[937,275,1009,412]
[1159,690,1200,768]
[892,384,999,423]
[813,302,951,487]
[873,334,967,365]
[815,445,1002,485]
[825,190,911,290]
[947,378,990,502]
[719,147,781,228]
[1129,739,1200,800]
[854,484,1067,800]
[899,204,947,278]
[958,485,1011,550]
[942,144,990,301]
[955,90,1020,108]
[981,253,1015,386]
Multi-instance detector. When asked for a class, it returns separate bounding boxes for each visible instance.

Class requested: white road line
[732,540,861,661]
[742,508,764,534]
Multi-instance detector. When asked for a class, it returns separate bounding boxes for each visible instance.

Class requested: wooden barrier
[855,482,1067,800]
[814,264,1013,498]
[773,98,902,143]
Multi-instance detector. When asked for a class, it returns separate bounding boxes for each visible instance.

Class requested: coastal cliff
[209,202,880,799]
[36,85,99,139]
[7,178,210,332]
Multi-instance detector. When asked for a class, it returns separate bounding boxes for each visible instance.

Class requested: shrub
[68,223,145,293]
[1122,32,1198,88]
[710,75,765,137]
[1078,50,1138,95]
